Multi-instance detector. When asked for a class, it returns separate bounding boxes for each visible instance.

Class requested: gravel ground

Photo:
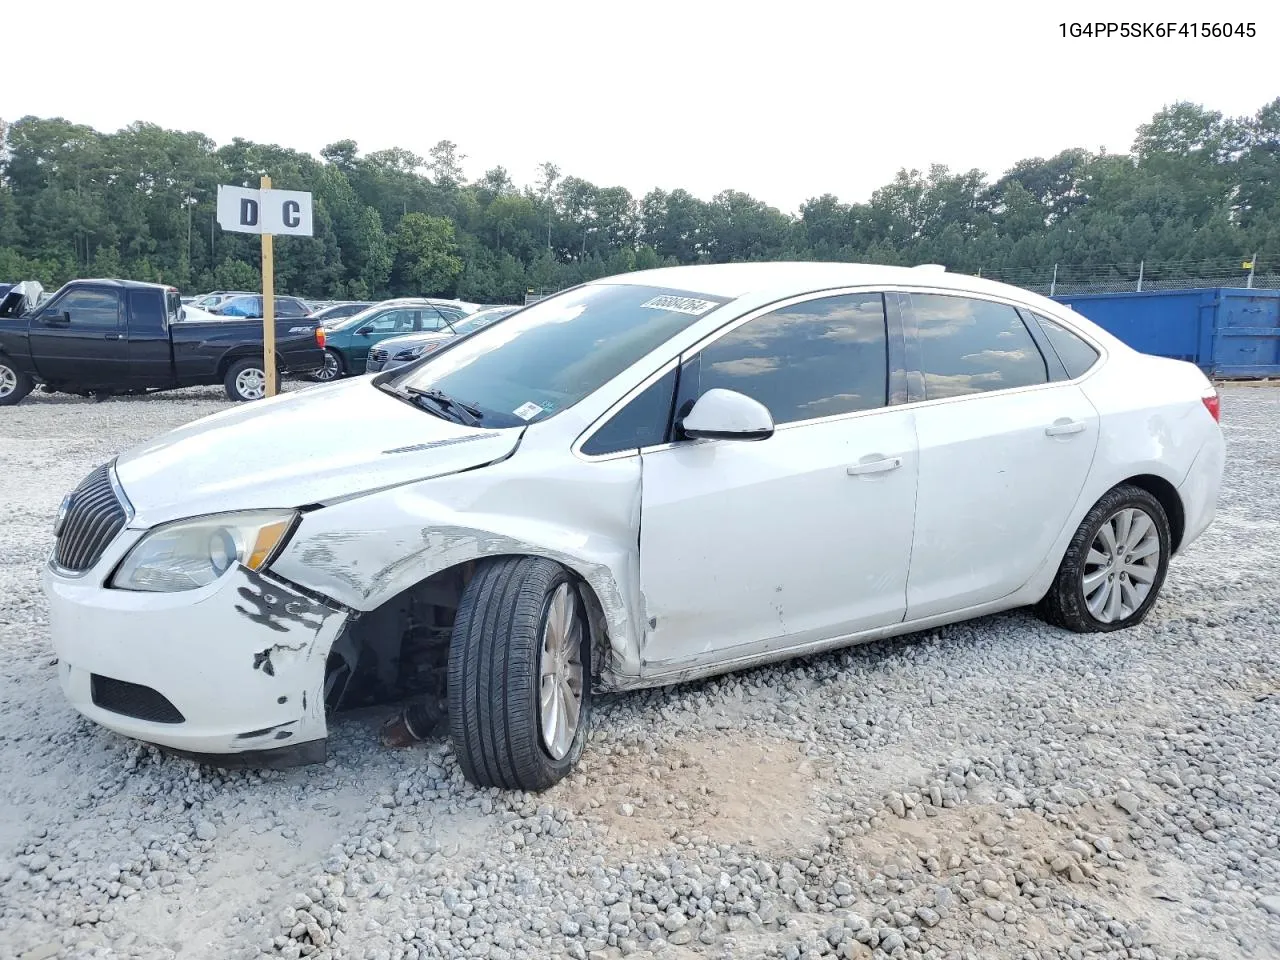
[1,383,1278,960]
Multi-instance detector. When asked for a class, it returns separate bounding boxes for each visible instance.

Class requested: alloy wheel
[1082,507,1161,623]
[0,365,15,398]
[235,367,267,401]
[539,582,585,760]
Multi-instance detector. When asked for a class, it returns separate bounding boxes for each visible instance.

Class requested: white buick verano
[44,263,1225,790]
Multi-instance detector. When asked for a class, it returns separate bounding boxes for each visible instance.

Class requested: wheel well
[1121,474,1185,553]
[217,350,260,379]
[323,554,611,716]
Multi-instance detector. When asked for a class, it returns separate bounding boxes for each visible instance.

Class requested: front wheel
[447,556,592,791]
[224,357,268,402]
[1036,484,1172,632]
[0,358,34,406]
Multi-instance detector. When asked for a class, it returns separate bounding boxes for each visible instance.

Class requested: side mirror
[356,326,372,336]
[680,388,774,441]
[44,311,71,327]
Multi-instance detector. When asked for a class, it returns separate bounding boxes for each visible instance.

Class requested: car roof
[590,262,1069,316]
[70,278,176,291]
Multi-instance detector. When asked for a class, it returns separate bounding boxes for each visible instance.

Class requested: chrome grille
[369,347,389,363]
[53,463,128,572]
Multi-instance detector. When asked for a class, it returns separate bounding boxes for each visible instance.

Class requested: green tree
[392,213,462,295]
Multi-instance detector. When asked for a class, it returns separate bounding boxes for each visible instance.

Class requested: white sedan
[43,263,1224,790]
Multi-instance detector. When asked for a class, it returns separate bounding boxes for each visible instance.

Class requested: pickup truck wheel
[313,349,345,382]
[224,358,268,402]
[447,557,592,791]
[0,359,34,406]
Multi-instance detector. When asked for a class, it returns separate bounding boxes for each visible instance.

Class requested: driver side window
[51,289,122,328]
[682,292,889,425]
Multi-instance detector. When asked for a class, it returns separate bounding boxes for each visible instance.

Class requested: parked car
[187,290,254,311]
[314,297,480,382]
[0,278,327,404]
[365,304,519,373]
[42,263,1223,791]
[308,301,375,326]
[207,294,313,320]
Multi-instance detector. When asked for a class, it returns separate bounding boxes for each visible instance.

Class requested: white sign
[216,185,314,237]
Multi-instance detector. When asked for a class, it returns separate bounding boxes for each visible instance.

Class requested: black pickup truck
[0,279,326,405]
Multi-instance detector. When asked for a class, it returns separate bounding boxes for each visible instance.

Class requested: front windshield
[389,283,728,427]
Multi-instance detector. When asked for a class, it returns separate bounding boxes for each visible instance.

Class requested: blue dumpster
[1053,288,1280,378]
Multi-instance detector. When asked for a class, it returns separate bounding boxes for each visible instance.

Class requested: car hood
[113,378,523,527]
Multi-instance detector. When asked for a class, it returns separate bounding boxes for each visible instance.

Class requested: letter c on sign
[283,200,301,229]
[239,198,259,226]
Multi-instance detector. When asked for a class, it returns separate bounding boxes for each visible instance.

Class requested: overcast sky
[3,0,1276,213]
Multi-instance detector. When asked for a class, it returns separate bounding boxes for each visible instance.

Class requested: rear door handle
[847,457,902,476]
[1045,420,1086,437]
[103,333,124,341]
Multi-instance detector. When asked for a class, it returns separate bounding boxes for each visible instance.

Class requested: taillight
[315,327,327,348]
[1201,388,1220,423]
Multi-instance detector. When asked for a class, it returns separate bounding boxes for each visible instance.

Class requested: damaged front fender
[270,451,646,682]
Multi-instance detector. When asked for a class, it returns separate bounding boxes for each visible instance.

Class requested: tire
[224,357,268,402]
[448,556,592,791]
[1036,483,1172,633]
[312,348,346,383]
[0,357,34,406]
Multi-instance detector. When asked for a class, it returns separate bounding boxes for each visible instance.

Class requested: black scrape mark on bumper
[234,568,327,635]
[253,649,276,676]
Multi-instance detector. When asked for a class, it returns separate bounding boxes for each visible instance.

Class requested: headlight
[396,342,441,361]
[110,510,297,592]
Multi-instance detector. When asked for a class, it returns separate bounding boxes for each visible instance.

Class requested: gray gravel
[1,383,1278,960]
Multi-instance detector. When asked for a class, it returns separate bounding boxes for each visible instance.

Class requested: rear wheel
[1037,484,1171,632]
[0,358,34,406]
[447,556,591,791]
[313,348,345,382]
[224,357,268,402]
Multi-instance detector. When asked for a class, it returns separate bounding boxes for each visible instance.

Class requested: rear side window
[910,294,1047,399]
[1032,313,1100,378]
[127,289,166,329]
[691,293,888,424]
[277,298,310,318]
[581,367,678,456]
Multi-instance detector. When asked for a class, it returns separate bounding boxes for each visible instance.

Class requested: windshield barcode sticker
[639,295,718,316]
[513,401,543,420]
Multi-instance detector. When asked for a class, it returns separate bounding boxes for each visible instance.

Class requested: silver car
[365,305,519,373]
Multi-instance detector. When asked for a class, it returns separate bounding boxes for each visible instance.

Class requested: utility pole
[1137,260,1144,292]
[1050,263,1058,296]
[1246,252,1257,289]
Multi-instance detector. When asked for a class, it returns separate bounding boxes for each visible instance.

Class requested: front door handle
[847,457,902,476]
[1045,420,1086,437]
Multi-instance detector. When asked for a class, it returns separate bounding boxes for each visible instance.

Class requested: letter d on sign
[216,184,266,234]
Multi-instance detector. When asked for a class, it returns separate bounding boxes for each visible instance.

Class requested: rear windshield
[389,283,729,427]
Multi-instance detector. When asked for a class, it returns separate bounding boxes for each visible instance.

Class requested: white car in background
[42,263,1224,791]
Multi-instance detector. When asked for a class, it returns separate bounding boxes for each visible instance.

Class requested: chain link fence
[977,257,1277,296]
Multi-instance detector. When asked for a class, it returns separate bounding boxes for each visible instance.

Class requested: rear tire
[1036,484,1171,633]
[0,357,34,406]
[313,348,345,382]
[224,357,268,402]
[447,556,592,791]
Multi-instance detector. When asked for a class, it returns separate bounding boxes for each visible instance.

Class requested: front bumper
[44,538,348,759]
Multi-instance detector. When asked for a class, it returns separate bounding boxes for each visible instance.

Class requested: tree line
[0,98,1276,303]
